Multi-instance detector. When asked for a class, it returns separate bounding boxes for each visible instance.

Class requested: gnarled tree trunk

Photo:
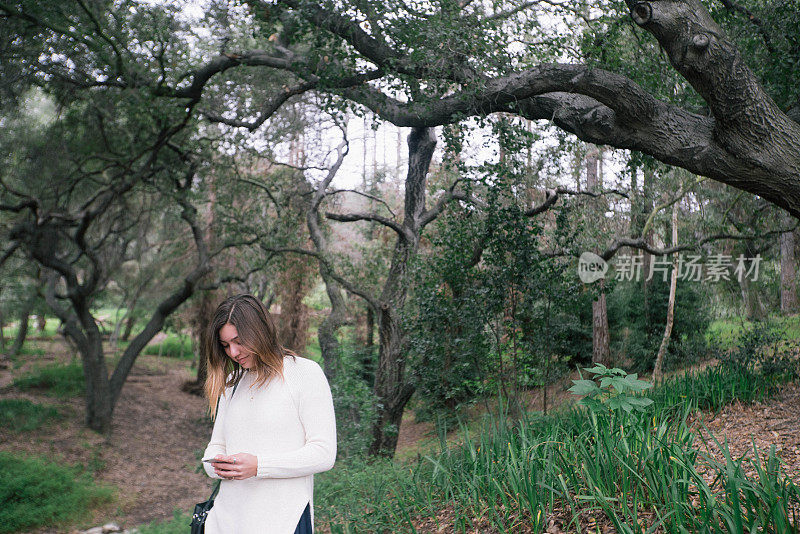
[369,127,436,457]
[780,221,798,314]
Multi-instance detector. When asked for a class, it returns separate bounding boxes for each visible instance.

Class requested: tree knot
[631,2,652,26]
[691,33,710,51]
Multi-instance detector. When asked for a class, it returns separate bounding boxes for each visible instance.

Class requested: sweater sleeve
[202,389,231,479]
[256,360,337,479]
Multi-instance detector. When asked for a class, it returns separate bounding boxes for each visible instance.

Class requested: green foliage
[317,361,799,533]
[568,363,654,414]
[143,334,194,359]
[13,361,85,397]
[0,452,113,534]
[608,275,712,372]
[0,398,59,432]
[135,510,192,534]
[329,344,378,459]
[715,318,800,382]
[315,457,411,532]
[652,365,776,413]
[408,167,587,422]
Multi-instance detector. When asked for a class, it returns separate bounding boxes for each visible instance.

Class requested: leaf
[584,364,608,375]
[568,380,599,396]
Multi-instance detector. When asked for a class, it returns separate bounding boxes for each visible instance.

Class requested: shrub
[329,345,378,459]
[716,318,800,381]
[608,276,712,372]
[13,361,85,397]
[0,452,113,533]
[143,335,194,359]
[0,399,59,432]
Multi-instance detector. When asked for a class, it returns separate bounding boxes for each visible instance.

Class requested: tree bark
[592,288,610,365]
[365,304,374,347]
[653,204,679,383]
[7,297,34,358]
[587,146,610,365]
[780,219,798,314]
[739,269,766,321]
[305,142,350,379]
[368,127,436,457]
[183,290,216,396]
[276,260,313,353]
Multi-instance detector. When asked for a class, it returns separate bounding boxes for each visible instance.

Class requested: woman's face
[219,323,254,369]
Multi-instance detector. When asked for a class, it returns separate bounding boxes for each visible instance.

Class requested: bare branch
[261,245,378,307]
[327,188,396,218]
[325,211,406,239]
[525,187,629,217]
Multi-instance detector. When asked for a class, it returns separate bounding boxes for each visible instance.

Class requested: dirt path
[1,344,213,532]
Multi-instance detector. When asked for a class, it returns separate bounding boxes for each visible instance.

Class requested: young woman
[202,294,336,534]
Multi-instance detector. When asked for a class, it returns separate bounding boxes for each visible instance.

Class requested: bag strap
[207,380,240,497]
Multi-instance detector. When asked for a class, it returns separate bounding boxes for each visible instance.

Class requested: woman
[202,294,336,534]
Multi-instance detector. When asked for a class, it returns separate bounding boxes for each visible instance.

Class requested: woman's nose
[229,344,239,356]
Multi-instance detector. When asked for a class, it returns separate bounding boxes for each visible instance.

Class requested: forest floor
[1,338,799,533]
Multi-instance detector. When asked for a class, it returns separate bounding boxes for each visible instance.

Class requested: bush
[143,335,194,359]
[0,452,113,533]
[13,361,85,397]
[329,345,378,459]
[0,399,59,432]
[715,318,800,382]
[608,276,712,372]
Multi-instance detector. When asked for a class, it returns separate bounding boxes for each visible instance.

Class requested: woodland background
[1,0,800,532]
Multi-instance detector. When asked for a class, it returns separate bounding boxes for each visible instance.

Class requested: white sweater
[203,355,337,534]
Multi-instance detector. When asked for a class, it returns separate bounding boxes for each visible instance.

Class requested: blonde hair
[204,294,296,416]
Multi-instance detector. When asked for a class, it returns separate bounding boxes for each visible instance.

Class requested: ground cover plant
[12,360,85,397]
[0,452,113,534]
[0,398,59,433]
[315,360,800,533]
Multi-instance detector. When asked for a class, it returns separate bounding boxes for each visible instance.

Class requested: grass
[0,451,114,534]
[707,314,800,350]
[0,399,59,432]
[135,510,192,534]
[12,360,85,397]
[316,361,800,533]
[143,334,194,359]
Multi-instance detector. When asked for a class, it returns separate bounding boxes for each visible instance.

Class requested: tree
[5,1,797,215]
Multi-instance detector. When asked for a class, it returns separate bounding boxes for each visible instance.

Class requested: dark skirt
[293,502,312,534]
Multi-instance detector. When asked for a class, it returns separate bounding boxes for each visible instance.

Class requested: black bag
[190,480,220,534]
[191,382,238,533]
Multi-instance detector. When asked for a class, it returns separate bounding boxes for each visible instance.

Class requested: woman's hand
[210,453,258,480]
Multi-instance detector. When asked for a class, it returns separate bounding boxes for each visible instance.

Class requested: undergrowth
[0,452,113,534]
[0,398,59,432]
[316,361,800,533]
[12,360,85,397]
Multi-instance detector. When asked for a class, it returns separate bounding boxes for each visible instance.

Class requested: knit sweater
[203,355,337,534]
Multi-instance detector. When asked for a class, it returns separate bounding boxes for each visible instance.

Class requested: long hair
[204,294,295,416]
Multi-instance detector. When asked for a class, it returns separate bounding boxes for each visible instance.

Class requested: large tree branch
[325,211,407,240]
[600,226,796,261]
[623,0,800,202]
